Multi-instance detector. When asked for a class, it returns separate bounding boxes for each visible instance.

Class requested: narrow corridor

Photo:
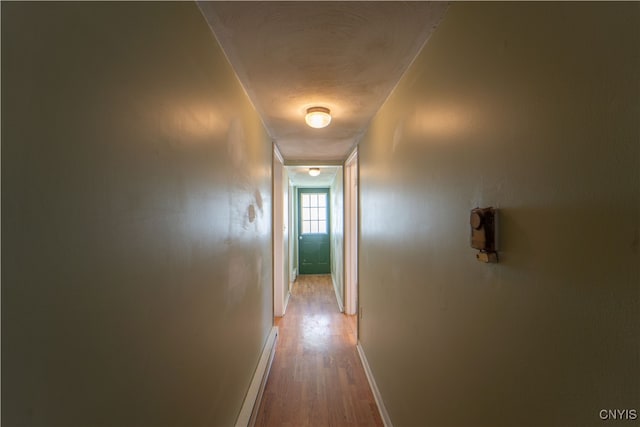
[255,275,383,427]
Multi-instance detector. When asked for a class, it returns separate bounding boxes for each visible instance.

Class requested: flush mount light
[305,107,331,129]
[308,168,321,177]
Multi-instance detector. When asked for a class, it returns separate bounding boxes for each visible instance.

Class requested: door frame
[273,145,289,317]
[344,148,358,316]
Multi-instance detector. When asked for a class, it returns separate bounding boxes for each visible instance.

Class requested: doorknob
[299,236,303,240]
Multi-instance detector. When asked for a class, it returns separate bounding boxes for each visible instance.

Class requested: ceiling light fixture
[308,168,321,177]
[305,107,331,129]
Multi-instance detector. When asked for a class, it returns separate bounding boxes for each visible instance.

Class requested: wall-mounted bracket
[470,207,498,263]
[476,251,498,263]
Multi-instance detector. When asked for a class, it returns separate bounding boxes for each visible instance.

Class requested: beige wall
[2,2,272,426]
[358,2,639,426]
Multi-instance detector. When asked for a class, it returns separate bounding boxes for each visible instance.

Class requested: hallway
[255,276,383,427]
[3,2,638,426]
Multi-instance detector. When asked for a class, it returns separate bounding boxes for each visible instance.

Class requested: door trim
[273,145,287,317]
[344,148,358,316]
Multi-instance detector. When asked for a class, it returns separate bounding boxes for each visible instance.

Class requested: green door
[298,188,330,274]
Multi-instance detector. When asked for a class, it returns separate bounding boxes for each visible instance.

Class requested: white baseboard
[283,290,291,315]
[235,327,278,427]
[356,342,393,427]
[331,274,344,312]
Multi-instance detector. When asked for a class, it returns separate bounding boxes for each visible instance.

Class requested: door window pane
[301,191,329,234]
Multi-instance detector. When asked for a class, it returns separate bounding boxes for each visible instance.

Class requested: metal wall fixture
[470,207,498,263]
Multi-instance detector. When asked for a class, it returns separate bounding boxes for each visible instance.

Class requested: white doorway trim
[273,145,289,317]
[344,147,358,316]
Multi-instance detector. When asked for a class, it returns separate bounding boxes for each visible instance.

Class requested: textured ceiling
[199,1,449,162]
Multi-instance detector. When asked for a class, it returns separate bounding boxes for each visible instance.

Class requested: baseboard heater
[235,326,278,427]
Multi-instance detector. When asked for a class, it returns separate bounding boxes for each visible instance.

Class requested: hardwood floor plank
[255,275,384,427]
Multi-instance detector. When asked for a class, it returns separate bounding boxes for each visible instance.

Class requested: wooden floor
[255,275,383,427]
